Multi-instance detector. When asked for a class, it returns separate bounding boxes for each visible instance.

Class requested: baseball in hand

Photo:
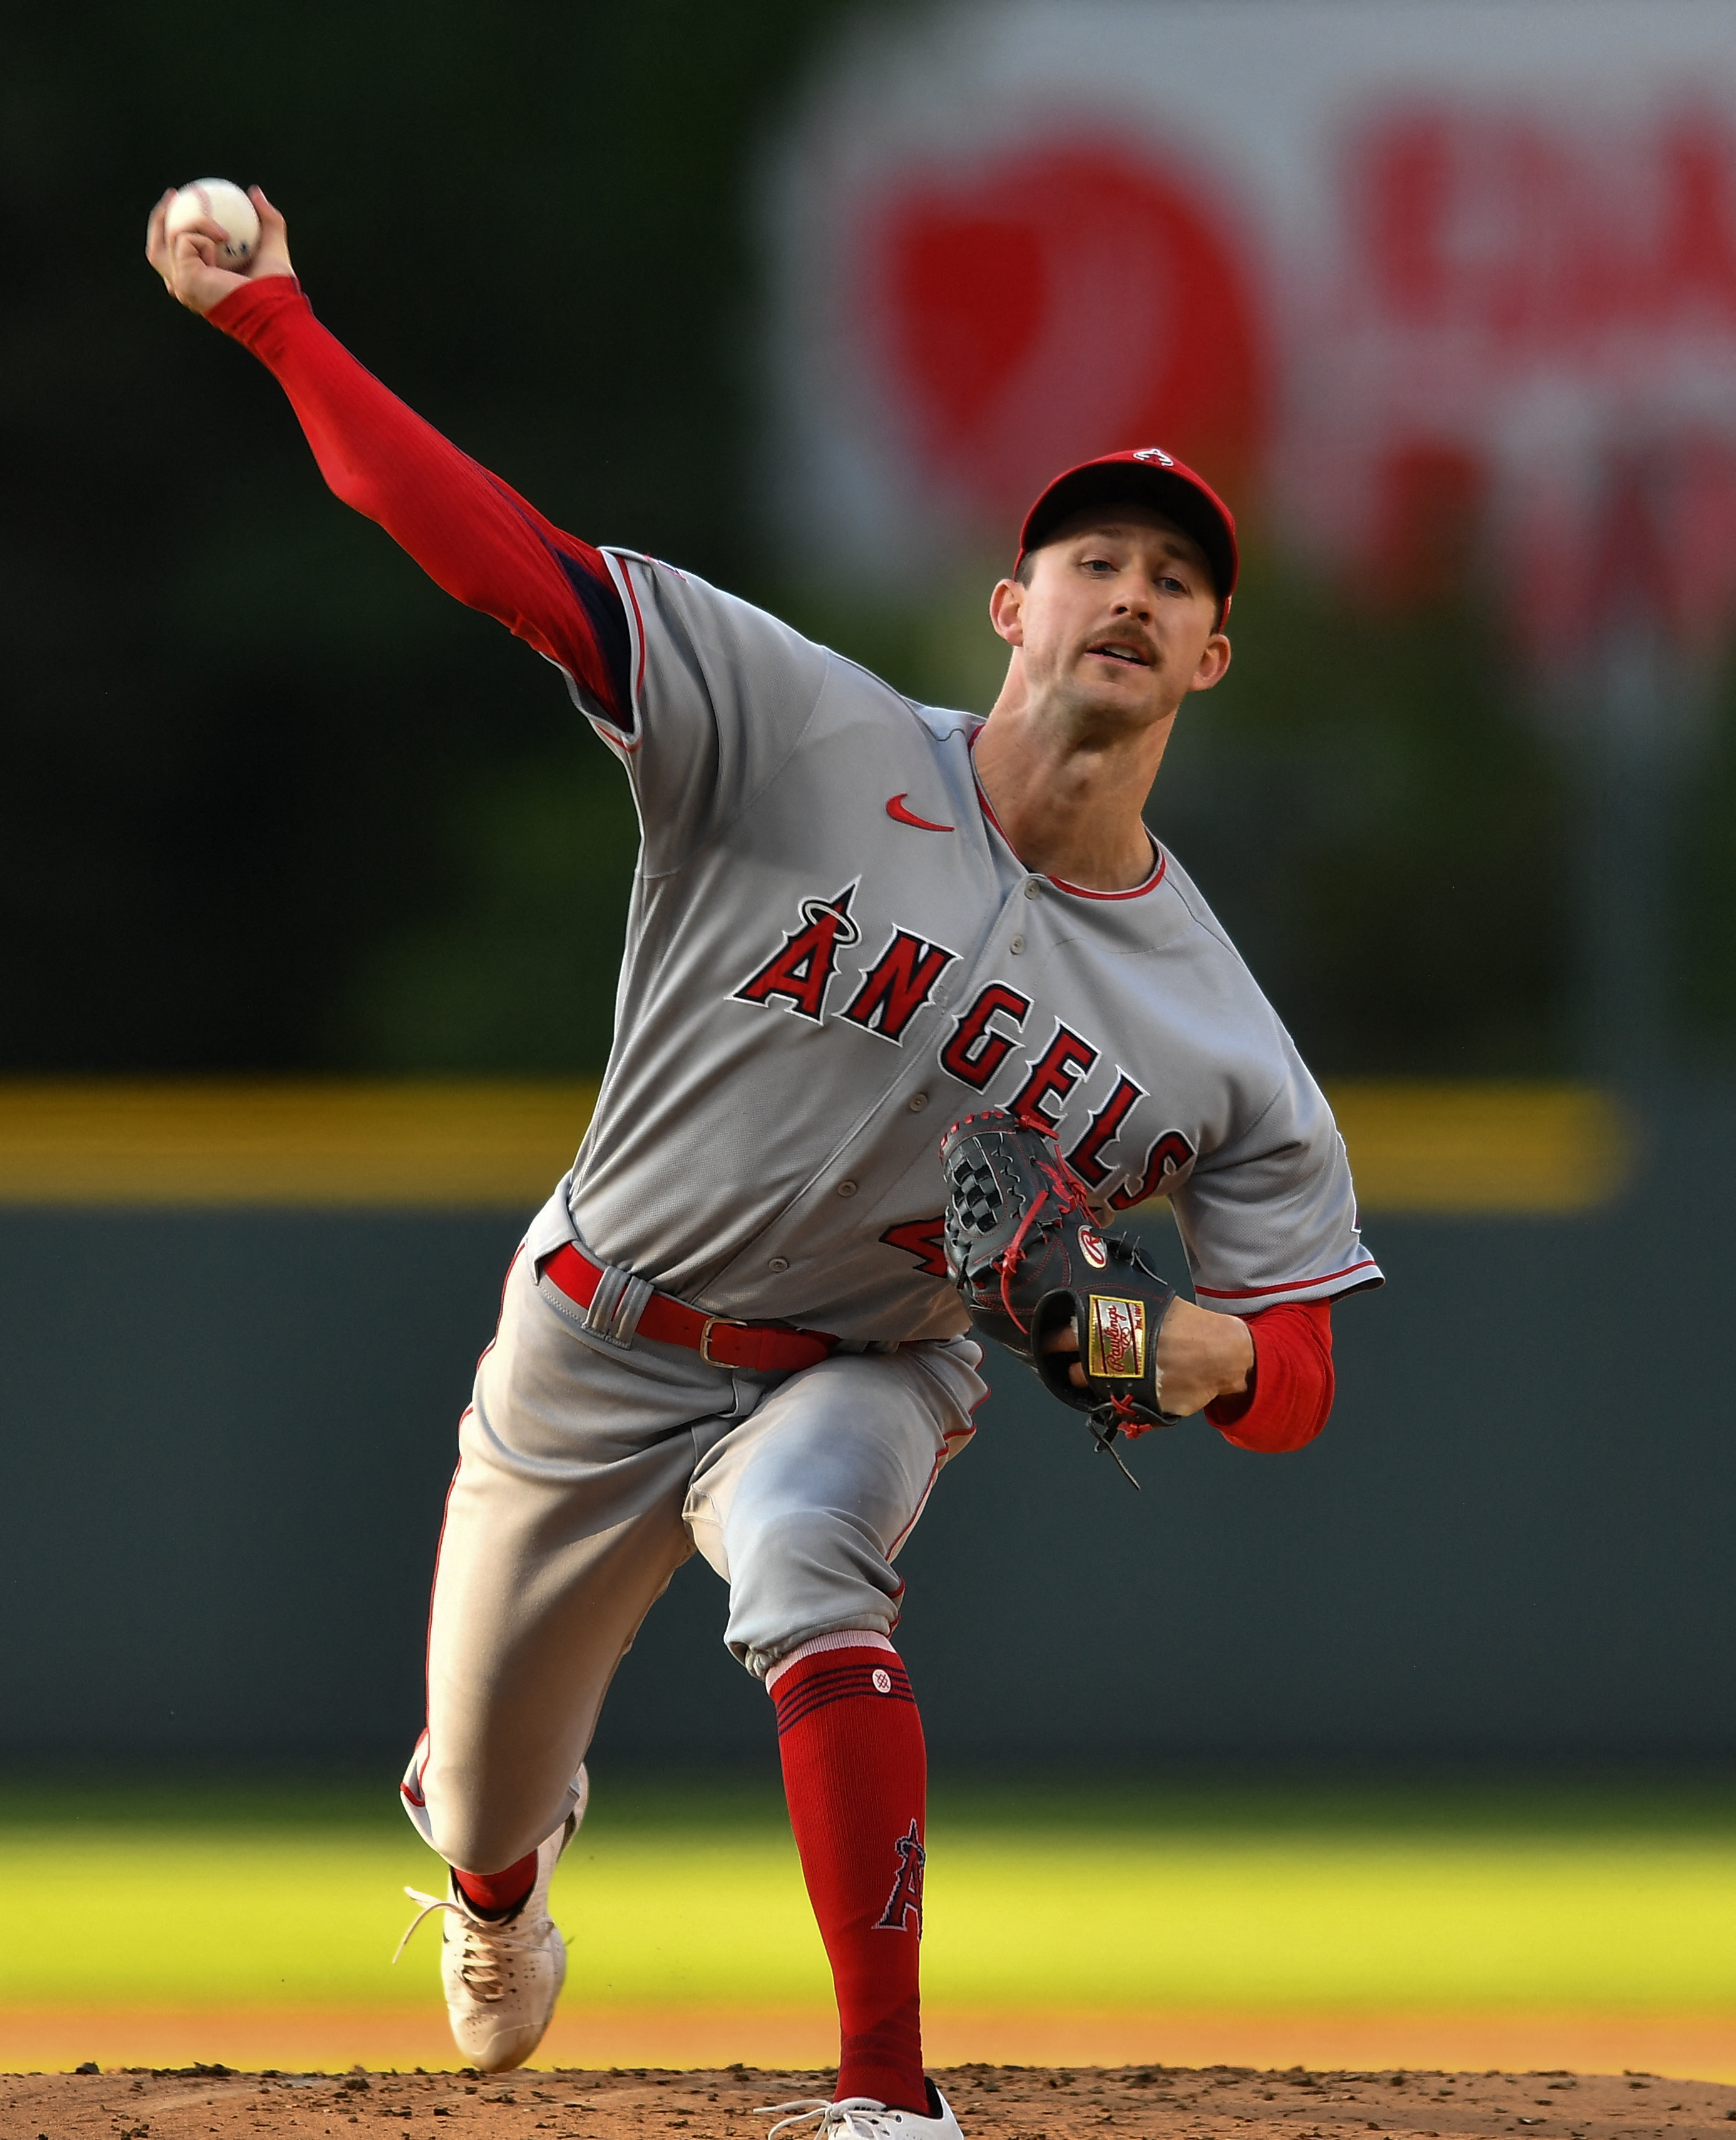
[165,178,260,268]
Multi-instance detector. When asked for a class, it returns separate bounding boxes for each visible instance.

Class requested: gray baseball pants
[401,1244,985,1874]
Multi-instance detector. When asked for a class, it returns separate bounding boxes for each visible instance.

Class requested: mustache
[1083,630,1158,665]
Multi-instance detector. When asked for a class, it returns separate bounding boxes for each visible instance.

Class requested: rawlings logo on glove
[938,1108,1183,1484]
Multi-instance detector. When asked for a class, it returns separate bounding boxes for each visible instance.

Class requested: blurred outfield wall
[0,1079,1730,1766]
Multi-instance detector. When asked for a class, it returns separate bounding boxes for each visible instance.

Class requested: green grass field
[4,1770,1734,2017]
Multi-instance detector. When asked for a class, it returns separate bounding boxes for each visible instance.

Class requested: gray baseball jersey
[521,551,1381,1342]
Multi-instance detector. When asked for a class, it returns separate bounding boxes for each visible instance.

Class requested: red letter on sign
[1008,1021,1099,1131]
[939,984,1032,1089]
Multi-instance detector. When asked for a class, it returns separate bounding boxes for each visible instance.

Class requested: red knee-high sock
[770,1638,927,2113]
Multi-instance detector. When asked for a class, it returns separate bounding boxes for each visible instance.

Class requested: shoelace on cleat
[392,1884,553,2000]
[757,2101,906,2140]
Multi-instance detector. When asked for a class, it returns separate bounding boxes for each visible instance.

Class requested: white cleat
[758,2088,965,2140]
[396,1798,581,2074]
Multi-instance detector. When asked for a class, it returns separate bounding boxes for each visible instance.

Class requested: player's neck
[973,690,1175,892]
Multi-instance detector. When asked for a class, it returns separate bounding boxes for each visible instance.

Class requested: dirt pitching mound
[6,2061,1734,2140]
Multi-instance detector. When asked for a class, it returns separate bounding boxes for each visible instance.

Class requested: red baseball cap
[1016,447,1239,621]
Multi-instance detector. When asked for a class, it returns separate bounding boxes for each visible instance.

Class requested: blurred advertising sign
[765,0,1736,680]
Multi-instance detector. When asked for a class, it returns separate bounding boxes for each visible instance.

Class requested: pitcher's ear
[989,576,1026,645]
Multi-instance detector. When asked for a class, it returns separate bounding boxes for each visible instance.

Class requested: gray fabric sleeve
[600,551,832,875]
[1169,1045,1382,1310]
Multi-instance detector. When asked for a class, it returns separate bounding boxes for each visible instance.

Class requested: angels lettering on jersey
[733,877,1197,1264]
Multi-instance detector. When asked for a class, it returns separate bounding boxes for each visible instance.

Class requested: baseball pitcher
[147,185,1381,2136]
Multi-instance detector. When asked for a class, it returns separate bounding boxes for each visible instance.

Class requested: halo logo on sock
[872,1667,894,1692]
[874,1819,927,1936]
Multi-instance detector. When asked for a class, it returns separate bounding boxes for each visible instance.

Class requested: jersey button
[1024,879,1042,899]
[836,1180,858,1197]
[907,1092,928,1112]
[1009,934,1026,954]
[768,1256,789,1273]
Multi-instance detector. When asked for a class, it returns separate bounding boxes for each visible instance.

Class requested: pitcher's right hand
[146,185,295,317]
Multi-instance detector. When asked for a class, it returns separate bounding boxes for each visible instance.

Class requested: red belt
[541,1241,838,1374]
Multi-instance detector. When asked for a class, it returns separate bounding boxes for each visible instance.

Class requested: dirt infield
[7,2064,1736,2140]
[7,2014,1733,2081]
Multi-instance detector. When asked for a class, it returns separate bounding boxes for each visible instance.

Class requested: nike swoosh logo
[886,793,954,832]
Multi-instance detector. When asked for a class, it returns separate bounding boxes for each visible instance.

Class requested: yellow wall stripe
[0,1078,1631,1216]
[1328,1080,1631,1216]
[0,1081,600,1210]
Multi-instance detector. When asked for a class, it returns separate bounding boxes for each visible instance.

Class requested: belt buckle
[699,1315,749,1367]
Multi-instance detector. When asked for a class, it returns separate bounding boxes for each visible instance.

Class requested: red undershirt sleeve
[206,277,630,726]
[1203,1298,1335,1453]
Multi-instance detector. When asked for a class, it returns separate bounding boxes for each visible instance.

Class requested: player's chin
[1072,656,1162,717]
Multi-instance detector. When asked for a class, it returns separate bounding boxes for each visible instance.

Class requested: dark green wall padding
[2,1093,1732,1764]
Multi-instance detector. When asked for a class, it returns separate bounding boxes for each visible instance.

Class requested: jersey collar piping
[968,726,1168,901]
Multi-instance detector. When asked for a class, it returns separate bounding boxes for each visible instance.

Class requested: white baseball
[165,178,260,270]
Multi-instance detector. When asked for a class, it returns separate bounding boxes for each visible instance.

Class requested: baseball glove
[939,1108,1183,1483]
